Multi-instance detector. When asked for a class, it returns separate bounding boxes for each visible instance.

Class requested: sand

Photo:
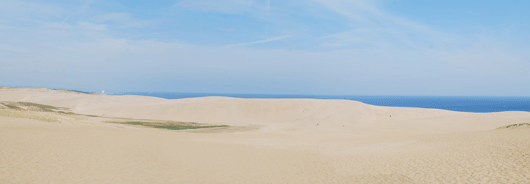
[1,87,529,183]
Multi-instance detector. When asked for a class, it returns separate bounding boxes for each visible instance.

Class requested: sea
[111,92,530,113]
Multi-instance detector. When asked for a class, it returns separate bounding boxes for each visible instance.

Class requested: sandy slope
[1,87,530,183]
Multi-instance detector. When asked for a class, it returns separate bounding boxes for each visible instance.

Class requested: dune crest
[1,88,529,135]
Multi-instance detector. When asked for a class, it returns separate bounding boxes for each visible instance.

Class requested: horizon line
[2,86,529,98]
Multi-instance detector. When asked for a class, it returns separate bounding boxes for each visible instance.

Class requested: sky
[1,0,529,96]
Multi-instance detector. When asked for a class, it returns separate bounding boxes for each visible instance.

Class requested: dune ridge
[2,87,529,135]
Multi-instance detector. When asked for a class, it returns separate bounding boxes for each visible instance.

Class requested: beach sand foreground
[1,88,529,183]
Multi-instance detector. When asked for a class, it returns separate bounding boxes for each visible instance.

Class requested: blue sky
[1,0,529,96]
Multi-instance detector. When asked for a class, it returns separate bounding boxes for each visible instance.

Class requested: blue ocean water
[113,92,530,113]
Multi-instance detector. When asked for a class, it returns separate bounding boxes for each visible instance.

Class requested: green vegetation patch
[1,103,23,110]
[106,120,229,130]
[0,101,69,113]
[0,109,59,122]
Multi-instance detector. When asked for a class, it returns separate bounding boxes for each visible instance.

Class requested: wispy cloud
[0,0,63,18]
[92,12,153,28]
[79,22,107,31]
[1,0,529,95]
[60,0,92,26]
[93,12,130,22]
[175,0,271,14]
[230,35,291,46]
[314,0,460,51]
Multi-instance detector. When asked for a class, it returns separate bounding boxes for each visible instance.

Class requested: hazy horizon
[6,86,530,98]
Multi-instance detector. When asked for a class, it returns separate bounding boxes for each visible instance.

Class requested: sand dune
[1,87,530,183]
